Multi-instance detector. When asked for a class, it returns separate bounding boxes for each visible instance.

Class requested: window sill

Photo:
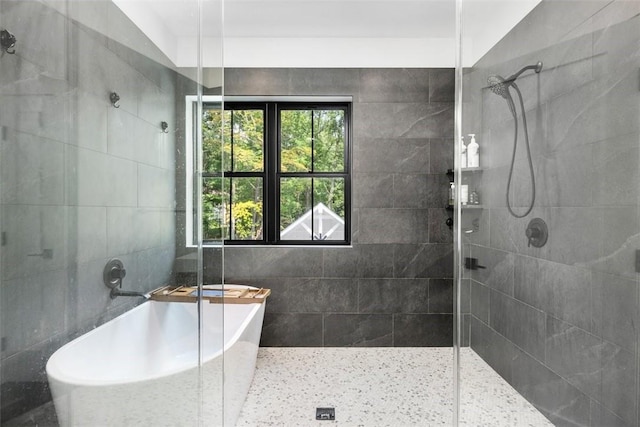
[184,244,353,249]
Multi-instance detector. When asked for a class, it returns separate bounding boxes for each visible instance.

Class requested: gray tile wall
[0,0,178,421]
[208,68,455,347]
[462,0,640,425]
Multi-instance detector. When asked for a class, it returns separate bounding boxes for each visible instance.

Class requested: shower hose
[505,83,535,218]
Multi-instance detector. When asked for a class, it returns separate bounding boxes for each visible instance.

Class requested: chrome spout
[109,288,150,300]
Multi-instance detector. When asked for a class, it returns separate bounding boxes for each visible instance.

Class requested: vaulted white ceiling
[111,0,541,68]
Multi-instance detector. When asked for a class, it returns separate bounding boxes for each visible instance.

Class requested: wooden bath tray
[149,285,271,304]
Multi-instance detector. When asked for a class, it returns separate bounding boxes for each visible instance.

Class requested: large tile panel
[260,313,323,347]
[359,209,429,244]
[394,314,453,347]
[514,256,592,331]
[354,103,454,139]
[359,69,430,103]
[511,348,591,427]
[358,278,428,314]
[324,314,393,347]
[489,290,546,361]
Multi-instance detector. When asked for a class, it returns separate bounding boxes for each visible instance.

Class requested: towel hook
[0,29,16,55]
[110,92,120,108]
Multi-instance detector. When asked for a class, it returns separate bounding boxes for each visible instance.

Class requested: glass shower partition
[458,0,640,426]
[0,0,224,424]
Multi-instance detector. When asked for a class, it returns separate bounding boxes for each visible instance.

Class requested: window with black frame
[200,101,351,245]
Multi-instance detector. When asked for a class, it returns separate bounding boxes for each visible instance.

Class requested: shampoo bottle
[467,134,480,168]
[448,183,455,206]
[460,136,467,168]
[460,185,469,205]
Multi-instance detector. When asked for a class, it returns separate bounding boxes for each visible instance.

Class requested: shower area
[0,0,638,425]
[458,0,640,425]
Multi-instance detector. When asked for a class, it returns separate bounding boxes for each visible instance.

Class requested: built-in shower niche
[447,167,487,243]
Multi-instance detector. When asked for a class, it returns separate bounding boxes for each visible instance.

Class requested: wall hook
[0,29,17,55]
[110,92,120,108]
[161,121,169,133]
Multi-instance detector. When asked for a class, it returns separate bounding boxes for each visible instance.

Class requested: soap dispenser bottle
[467,134,479,168]
[460,136,467,169]
[448,183,455,206]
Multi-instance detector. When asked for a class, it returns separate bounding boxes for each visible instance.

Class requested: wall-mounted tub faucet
[103,259,149,299]
[110,288,150,299]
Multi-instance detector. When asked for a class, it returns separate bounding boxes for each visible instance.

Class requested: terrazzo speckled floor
[236,347,552,426]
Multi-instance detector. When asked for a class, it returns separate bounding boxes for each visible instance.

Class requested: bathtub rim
[46,285,264,387]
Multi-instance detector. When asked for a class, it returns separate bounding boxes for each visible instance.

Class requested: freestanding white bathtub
[46,286,266,426]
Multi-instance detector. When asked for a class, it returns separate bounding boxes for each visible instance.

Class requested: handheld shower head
[487,75,509,99]
[486,61,543,219]
[487,61,543,98]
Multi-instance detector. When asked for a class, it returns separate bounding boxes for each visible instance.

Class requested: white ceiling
[223,1,454,39]
[112,0,541,68]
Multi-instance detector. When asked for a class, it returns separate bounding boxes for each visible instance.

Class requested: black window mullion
[224,172,264,178]
[310,110,315,173]
[229,110,234,173]
[349,104,352,242]
[267,103,278,243]
[194,101,202,245]
[310,111,315,241]
[227,176,233,240]
[310,177,315,241]
[261,103,270,244]
[227,108,233,240]
[276,172,346,178]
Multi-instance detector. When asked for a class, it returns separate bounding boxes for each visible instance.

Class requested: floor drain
[316,407,335,421]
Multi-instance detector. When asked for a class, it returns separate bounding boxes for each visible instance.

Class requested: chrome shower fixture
[0,29,16,55]
[161,121,169,133]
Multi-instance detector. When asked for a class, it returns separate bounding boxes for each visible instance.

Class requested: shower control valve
[104,258,126,289]
[110,266,127,281]
[526,227,540,239]
[526,218,548,248]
